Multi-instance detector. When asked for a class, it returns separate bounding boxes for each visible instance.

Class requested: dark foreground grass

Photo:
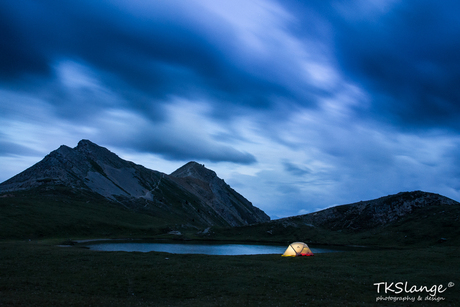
[1,241,458,306]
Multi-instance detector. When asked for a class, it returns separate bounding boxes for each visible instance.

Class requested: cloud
[283,161,311,176]
[331,0,460,130]
[0,138,40,157]
[4,0,460,133]
[0,0,331,165]
[1,0,460,218]
[0,4,50,81]
[0,0,335,118]
[93,100,257,164]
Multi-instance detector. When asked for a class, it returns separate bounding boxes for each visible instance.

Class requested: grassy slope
[0,180,238,241]
[0,187,177,240]
[0,241,458,306]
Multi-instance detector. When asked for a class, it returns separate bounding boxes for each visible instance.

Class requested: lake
[86,242,344,255]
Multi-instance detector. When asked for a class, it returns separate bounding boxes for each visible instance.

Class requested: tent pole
[289,244,300,256]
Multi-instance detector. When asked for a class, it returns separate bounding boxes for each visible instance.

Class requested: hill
[208,191,460,247]
[279,191,458,231]
[0,140,269,239]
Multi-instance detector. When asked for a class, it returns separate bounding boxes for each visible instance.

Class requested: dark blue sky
[1,0,460,218]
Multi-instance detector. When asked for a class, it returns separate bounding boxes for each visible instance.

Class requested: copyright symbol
[448,282,455,287]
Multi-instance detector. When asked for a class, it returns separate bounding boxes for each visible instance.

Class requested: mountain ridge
[209,190,460,246]
[0,140,270,228]
[276,190,459,231]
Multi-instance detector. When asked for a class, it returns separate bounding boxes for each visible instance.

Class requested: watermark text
[374,281,454,303]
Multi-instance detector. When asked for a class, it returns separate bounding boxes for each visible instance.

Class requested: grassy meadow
[0,240,458,306]
[1,188,459,306]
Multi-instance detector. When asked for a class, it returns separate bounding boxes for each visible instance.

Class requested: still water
[86,242,342,255]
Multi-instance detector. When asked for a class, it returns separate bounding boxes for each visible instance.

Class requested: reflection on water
[86,242,342,255]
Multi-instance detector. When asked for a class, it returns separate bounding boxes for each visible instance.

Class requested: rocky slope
[277,191,458,231]
[210,191,460,246]
[0,140,164,199]
[170,162,269,226]
[0,140,269,228]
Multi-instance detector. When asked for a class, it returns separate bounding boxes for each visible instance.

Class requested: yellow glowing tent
[282,242,314,257]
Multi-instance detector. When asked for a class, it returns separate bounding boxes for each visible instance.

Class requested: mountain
[3,140,458,247]
[279,191,459,231]
[170,162,269,226]
[0,140,269,230]
[209,191,460,247]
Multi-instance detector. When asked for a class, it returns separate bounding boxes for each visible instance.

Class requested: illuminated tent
[282,242,314,257]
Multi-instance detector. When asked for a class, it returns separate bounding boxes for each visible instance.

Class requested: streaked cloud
[1,0,460,218]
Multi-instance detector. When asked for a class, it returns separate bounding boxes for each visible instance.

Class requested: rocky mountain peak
[73,139,133,171]
[170,161,217,182]
[0,140,270,227]
[57,144,73,151]
[170,161,270,226]
[76,139,99,151]
[49,144,73,158]
[75,139,117,160]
